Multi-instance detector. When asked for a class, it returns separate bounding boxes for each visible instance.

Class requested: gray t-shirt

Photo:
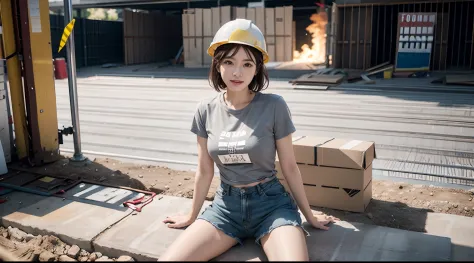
[191,91,296,186]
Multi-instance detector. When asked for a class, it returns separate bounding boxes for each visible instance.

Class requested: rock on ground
[59,255,78,262]
[39,250,58,262]
[8,227,27,242]
[88,252,100,261]
[96,256,113,262]
[25,233,35,242]
[67,245,81,259]
[117,255,135,261]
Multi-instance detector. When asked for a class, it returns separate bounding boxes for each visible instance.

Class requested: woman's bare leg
[260,225,308,261]
[158,219,238,261]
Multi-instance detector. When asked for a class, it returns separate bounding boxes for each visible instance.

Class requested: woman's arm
[189,136,215,220]
[164,135,214,228]
[276,133,337,230]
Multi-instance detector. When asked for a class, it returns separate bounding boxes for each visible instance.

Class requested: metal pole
[64,0,86,162]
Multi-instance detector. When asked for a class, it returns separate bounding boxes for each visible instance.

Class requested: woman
[159,19,338,261]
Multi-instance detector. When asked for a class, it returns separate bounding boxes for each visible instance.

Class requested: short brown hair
[208,43,269,92]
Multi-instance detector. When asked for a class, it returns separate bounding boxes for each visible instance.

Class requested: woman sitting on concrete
[159,18,338,261]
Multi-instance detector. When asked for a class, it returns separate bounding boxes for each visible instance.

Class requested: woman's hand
[308,211,339,231]
[163,214,195,229]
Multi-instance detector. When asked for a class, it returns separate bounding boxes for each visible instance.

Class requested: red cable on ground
[123,191,157,212]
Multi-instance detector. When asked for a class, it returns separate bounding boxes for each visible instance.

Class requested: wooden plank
[255,7,265,35]
[284,6,293,61]
[203,8,212,65]
[182,11,189,37]
[267,45,276,63]
[221,6,231,25]
[195,9,203,37]
[235,7,246,19]
[188,10,196,37]
[203,9,212,37]
[246,8,256,23]
[292,74,344,85]
[275,7,285,62]
[265,8,275,62]
[293,85,329,90]
[184,38,191,67]
[292,21,296,60]
[265,8,275,38]
[212,7,220,35]
[195,9,203,66]
[365,64,393,76]
[365,61,390,72]
[203,37,213,65]
[182,12,189,66]
[188,12,197,67]
[195,37,203,66]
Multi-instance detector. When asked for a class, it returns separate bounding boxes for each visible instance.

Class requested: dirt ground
[6,155,474,233]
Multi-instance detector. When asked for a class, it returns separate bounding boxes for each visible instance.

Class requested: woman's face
[218,47,257,93]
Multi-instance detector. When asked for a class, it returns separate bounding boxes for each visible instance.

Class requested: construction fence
[50,14,124,68]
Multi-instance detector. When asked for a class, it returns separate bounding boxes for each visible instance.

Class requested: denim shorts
[197,177,308,246]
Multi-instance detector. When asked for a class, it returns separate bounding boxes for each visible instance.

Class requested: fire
[293,12,328,64]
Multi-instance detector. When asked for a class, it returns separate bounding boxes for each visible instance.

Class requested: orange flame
[293,12,328,64]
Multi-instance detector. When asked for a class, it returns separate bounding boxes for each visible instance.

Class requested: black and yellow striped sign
[58,19,75,53]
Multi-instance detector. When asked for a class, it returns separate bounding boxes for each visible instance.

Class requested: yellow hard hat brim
[208,41,270,64]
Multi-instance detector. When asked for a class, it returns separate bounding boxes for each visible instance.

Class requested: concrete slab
[92,195,211,261]
[2,196,132,251]
[93,196,451,261]
[425,213,474,261]
[215,220,451,261]
[0,191,47,218]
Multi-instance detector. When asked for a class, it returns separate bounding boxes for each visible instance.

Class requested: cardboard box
[318,138,376,170]
[279,178,372,213]
[293,136,376,170]
[275,161,372,212]
[293,136,334,165]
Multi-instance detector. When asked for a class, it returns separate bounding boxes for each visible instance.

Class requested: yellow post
[19,0,60,164]
[0,0,29,160]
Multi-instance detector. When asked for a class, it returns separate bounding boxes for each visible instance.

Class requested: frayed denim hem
[254,221,310,246]
[196,218,244,246]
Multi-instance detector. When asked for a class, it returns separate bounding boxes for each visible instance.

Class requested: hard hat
[207,19,269,63]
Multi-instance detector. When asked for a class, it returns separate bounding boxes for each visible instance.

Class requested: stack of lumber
[182,6,293,68]
[290,68,345,88]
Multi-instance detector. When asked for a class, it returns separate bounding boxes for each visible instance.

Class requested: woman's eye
[223,60,232,65]
[244,63,253,68]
